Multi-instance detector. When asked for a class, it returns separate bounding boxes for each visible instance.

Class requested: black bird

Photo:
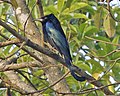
[37,14,85,82]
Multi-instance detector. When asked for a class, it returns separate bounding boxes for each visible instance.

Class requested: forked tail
[64,56,86,82]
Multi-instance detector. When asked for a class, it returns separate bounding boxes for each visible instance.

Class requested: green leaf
[84,26,98,36]
[93,8,102,29]
[66,76,78,91]
[0,3,3,16]
[87,59,103,74]
[97,49,107,57]
[78,23,87,40]
[112,35,119,49]
[57,0,64,12]
[0,48,5,58]
[116,23,120,33]
[98,42,107,54]
[9,46,18,55]
[4,45,12,55]
[112,63,120,81]
[65,0,73,8]
[112,51,120,60]
[69,24,77,33]
[1,3,10,16]
[71,13,88,19]
[93,36,113,54]
[93,36,110,42]
[94,13,101,29]
[103,14,116,38]
[76,61,92,73]
[72,37,80,45]
[63,2,88,13]
[70,3,88,12]
[45,5,58,15]
[33,6,39,19]
[43,94,50,96]
[84,5,95,14]
[79,23,87,33]
[106,43,113,54]
[60,14,72,21]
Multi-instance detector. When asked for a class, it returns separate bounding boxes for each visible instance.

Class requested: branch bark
[0,61,38,71]
[0,39,21,48]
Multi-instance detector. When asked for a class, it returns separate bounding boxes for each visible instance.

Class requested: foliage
[0,0,120,95]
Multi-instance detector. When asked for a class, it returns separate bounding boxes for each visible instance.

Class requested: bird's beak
[33,18,44,22]
[39,18,44,22]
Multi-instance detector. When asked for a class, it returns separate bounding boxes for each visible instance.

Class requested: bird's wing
[49,15,66,38]
[42,24,48,42]
[47,35,63,55]
[46,22,72,61]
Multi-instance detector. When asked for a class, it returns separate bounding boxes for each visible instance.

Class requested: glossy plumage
[39,14,85,82]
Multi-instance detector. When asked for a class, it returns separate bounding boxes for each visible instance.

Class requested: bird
[36,14,85,82]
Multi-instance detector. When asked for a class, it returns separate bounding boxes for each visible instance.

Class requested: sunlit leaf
[4,45,12,55]
[93,36,110,42]
[107,80,115,93]
[69,24,77,33]
[112,35,119,49]
[76,61,92,73]
[84,26,98,36]
[112,63,120,81]
[57,0,64,12]
[87,59,103,74]
[103,13,116,38]
[0,3,3,16]
[65,0,73,8]
[112,51,120,60]
[9,46,18,55]
[72,37,80,45]
[71,13,88,19]
[98,42,107,54]
[45,5,58,15]
[93,7,102,29]
[60,13,72,21]
[63,2,88,13]
[93,73,100,79]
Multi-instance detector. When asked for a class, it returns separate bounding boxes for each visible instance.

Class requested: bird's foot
[44,42,57,53]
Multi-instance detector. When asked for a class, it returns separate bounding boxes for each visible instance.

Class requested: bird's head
[33,14,55,23]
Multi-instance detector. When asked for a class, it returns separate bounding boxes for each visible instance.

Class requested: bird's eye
[44,17,48,20]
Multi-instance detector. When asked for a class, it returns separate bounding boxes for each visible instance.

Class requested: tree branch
[0,61,38,71]
[0,39,21,48]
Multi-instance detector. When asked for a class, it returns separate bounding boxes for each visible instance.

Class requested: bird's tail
[64,56,86,82]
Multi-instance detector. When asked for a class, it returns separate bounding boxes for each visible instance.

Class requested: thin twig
[57,82,120,95]
[0,39,21,48]
[25,71,70,95]
[16,69,37,90]
[19,70,47,80]
[5,41,26,59]
[104,2,120,22]
[98,57,120,80]
[85,36,120,46]
[0,32,44,64]
[24,2,37,35]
